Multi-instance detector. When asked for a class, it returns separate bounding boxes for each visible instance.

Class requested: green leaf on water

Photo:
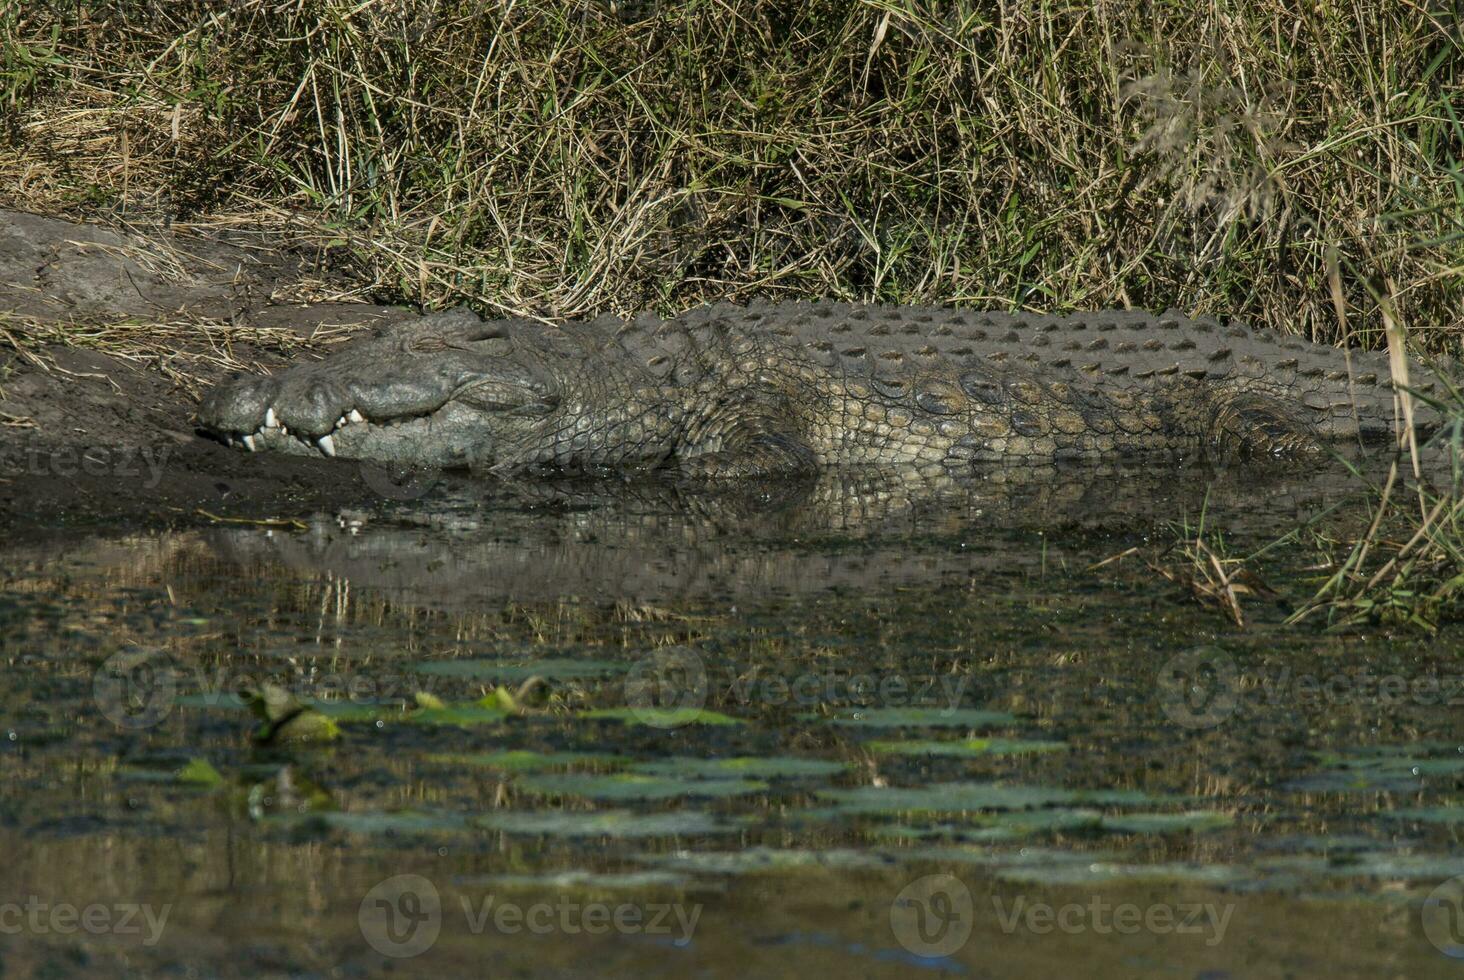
[1253,834,1380,855]
[1258,852,1464,879]
[240,684,341,744]
[1383,806,1464,824]
[465,871,698,891]
[1290,748,1464,793]
[119,756,225,787]
[994,861,1249,886]
[1393,759,1464,775]
[242,684,306,724]
[428,750,628,772]
[1319,756,1464,776]
[1100,810,1234,834]
[1282,770,1422,793]
[475,809,732,837]
[869,823,1023,844]
[1003,807,1105,831]
[866,738,1067,757]
[176,757,225,787]
[1339,853,1464,879]
[1314,744,1461,764]
[480,686,525,714]
[416,658,629,680]
[808,708,1017,729]
[519,772,768,801]
[633,848,898,874]
[1077,789,1174,805]
[265,710,341,743]
[895,845,1123,868]
[580,707,743,727]
[630,756,847,779]
[303,810,469,835]
[819,783,1070,812]
[870,808,1102,842]
[818,782,1176,814]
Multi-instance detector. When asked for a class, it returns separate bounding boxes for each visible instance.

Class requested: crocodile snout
[197,308,549,463]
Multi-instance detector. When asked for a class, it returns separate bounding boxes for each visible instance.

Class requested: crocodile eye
[462,325,514,358]
[471,336,514,357]
[463,324,509,343]
[407,325,514,357]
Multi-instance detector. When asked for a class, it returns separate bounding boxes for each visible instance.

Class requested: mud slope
[0,209,431,532]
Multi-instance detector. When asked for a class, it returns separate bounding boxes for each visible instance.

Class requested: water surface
[4,462,1462,977]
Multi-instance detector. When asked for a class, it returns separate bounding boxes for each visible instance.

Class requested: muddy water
[3,462,1463,978]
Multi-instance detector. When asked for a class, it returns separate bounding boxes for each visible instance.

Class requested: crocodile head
[198,309,563,468]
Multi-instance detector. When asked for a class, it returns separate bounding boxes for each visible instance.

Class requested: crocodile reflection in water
[204,463,1372,609]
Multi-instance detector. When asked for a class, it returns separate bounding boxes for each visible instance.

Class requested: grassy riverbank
[3,1,1460,340]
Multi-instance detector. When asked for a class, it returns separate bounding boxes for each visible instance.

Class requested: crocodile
[197,301,1441,477]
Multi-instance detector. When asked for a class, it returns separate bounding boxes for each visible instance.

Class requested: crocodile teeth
[317,433,336,457]
[348,409,365,424]
[334,415,347,430]
[242,433,257,452]
[264,407,278,428]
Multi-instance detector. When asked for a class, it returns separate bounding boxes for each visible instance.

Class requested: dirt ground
[0,208,434,535]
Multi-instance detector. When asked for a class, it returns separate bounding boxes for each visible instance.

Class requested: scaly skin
[197,301,1439,476]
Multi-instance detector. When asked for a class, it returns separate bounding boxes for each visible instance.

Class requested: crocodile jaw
[198,309,557,468]
[224,401,496,468]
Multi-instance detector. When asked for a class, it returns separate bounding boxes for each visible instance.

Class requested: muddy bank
[0,208,442,533]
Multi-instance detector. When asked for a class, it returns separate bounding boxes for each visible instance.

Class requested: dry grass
[1149,531,1278,629]
[1289,319,1464,630]
[0,310,359,394]
[1092,498,1282,628]
[1,1,1460,343]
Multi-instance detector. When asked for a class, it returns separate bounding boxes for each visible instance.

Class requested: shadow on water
[3,459,1464,977]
